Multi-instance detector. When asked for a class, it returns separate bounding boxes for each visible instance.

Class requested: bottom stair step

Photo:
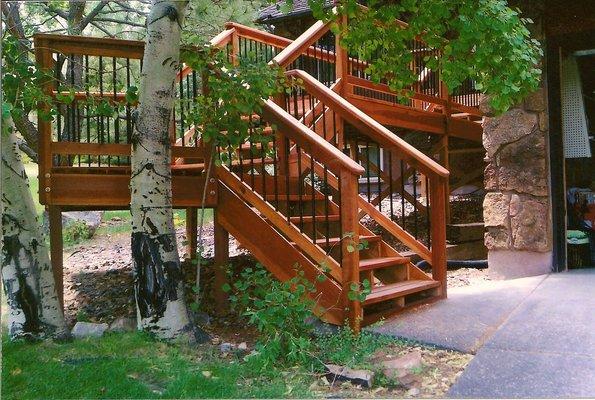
[359,256,410,271]
[364,280,440,306]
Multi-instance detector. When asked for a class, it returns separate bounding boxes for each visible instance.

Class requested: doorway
[547,30,595,271]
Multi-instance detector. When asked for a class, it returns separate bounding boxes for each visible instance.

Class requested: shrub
[223,264,319,369]
[315,325,393,368]
[63,221,92,245]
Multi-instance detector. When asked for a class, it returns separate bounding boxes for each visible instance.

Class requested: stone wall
[482,88,553,278]
[481,3,553,279]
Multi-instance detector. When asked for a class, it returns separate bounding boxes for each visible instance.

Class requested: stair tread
[364,279,440,306]
[266,194,326,201]
[359,256,410,271]
[290,234,381,247]
[289,215,340,223]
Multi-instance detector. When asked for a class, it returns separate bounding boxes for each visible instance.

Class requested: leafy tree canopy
[306,0,543,114]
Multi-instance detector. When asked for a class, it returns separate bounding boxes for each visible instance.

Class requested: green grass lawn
[2,333,313,399]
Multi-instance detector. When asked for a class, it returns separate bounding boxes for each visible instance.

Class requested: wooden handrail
[287,69,450,178]
[34,33,145,59]
[262,99,364,176]
[271,20,332,67]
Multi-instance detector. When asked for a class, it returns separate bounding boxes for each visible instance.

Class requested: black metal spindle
[425,175,431,248]
[323,166,330,248]
[412,169,418,239]
[401,160,406,227]
[362,141,369,203]
[388,151,394,220]
[297,145,304,232]
[310,152,316,241]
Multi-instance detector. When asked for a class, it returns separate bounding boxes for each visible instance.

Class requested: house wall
[482,2,554,279]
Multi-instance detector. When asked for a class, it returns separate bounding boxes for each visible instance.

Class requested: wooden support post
[185,207,198,260]
[48,206,64,309]
[340,170,361,332]
[438,134,451,224]
[213,212,230,311]
[335,15,348,150]
[429,177,448,298]
[231,30,240,66]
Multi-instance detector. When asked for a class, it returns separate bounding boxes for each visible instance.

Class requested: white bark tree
[1,118,68,340]
[130,0,204,341]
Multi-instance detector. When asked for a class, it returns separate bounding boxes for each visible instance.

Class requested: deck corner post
[429,176,448,298]
[185,207,198,260]
[48,206,64,309]
[339,170,362,333]
[213,211,230,311]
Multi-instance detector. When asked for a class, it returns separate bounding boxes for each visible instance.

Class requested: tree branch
[14,137,38,163]
[78,0,109,32]
[93,17,146,28]
[90,21,114,37]
[1,2,31,53]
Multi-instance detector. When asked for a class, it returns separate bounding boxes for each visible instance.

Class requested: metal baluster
[85,55,91,167]
[401,160,406,227]
[297,145,304,232]
[192,70,198,147]
[425,175,431,248]
[310,151,316,242]
[285,136,291,224]
[323,166,330,248]
[365,141,371,203]
[413,168,418,239]
[112,57,120,165]
[272,134,279,210]
[388,151,394,221]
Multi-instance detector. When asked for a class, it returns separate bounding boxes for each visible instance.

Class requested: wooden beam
[429,177,448,298]
[213,212,230,311]
[186,207,198,261]
[48,206,64,310]
[339,170,362,333]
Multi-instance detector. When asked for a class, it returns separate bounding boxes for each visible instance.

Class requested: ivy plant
[302,0,543,114]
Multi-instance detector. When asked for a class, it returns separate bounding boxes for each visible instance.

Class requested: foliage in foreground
[309,0,543,114]
[224,263,384,371]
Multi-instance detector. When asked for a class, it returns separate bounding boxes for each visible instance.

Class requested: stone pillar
[481,1,554,280]
[482,85,553,279]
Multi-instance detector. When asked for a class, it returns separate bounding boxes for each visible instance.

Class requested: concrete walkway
[371,269,595,398]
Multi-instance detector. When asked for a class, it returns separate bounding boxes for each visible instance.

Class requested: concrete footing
[488,250,552,279]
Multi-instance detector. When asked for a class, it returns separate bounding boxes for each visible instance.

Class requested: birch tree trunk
[1,118,68,340]
[130,0,201,341]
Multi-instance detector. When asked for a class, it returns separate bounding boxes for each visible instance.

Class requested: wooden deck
[35,17,483,330]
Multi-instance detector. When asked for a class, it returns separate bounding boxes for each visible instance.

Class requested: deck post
[48,206,64,309]
[429,176,448,298]
[339,170,361,332]
[438,134,451,223]
[334,14,348,149]
[213,212,230,310]
[185,207,198,260]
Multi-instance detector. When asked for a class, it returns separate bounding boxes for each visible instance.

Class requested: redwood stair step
[289,215,340,223]
[290,234,381,247]
[265,194,326,201]
[359,256,410,271]
[363,280,440,306]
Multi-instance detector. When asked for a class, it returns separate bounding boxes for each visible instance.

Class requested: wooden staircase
[34,16,483,330]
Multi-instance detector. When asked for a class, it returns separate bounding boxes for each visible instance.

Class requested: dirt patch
[447,268,490,288]
[62,220,261,344]
[309,344,472,398]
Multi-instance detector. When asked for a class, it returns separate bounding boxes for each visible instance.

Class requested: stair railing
[284,69,449,297]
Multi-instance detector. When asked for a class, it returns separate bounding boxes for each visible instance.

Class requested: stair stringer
[216,183,344,325]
